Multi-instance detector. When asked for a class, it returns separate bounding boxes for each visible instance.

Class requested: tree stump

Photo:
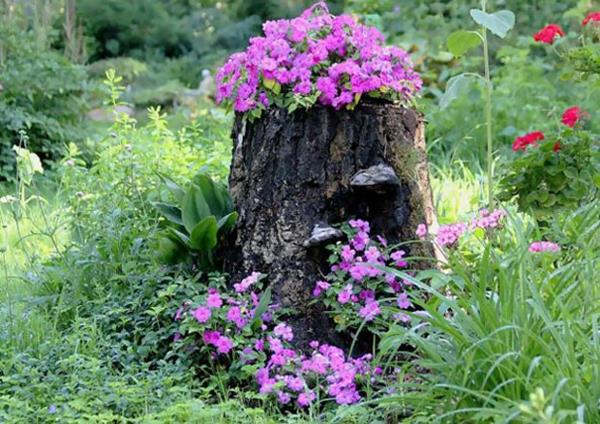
[224,100,437,347]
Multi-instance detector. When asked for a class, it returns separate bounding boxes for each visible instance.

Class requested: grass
[379,202,600,423]
[0,178,71,353]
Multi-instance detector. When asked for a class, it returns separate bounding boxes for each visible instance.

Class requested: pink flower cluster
[216,2,421,113]
[435,222,468,248]
[418,209,507,248]
[256,340,376,407]
[180,274,278,356]
[528,241,561,253]
[313,219,416,327]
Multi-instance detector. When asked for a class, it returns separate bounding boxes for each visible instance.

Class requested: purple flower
[351,231,369,251]
[416,223,428,239]
[215,336,234,354]
[277,391,292,405]
[435,223,467,248]
[234,272,262,293]
[391,250,408,268]
[341,245,356,263]
[285,375,305,391]
[349,263,370,281]
[203,330,221,345]
[365,246,381,263]
[268,336,284,353]
[206,292,223,308]
[359,301,381,321]
[255,339,265,351]
[273,323,294,341]
[226,306,247,328]
[529,241,561,253]
[337,284,353,304]
[313,280,330,297]
[297,391,316,407]
[397,293,412,309]
[192,306,211,323]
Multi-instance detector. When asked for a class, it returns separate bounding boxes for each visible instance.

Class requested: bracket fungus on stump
[224,100,437,348]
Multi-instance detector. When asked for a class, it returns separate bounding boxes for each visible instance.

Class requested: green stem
[482,0,494,208]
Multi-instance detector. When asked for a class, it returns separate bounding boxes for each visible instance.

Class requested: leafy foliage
[499,127,599,220]
[154,173,238,267]
[0,18,91,178]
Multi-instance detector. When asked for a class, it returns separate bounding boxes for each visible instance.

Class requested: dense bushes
[0,19,91,178]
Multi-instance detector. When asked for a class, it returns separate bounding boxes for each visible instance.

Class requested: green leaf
[470,9,515,38]
[152,202,183,226]
[217,211,238,234]
[155,234,187,264]
[189,216,218,252]
[251,286,272,330]
[169,228,191,247]
[192,173,229,219]
[447,30,482,57]
[182,184,211,233]
[439,74,479,109]
[157,172,185,203]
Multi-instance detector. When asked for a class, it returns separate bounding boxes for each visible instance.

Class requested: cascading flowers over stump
[215,1,422,117]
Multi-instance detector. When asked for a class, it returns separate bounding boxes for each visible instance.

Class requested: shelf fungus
[350,164,400,192]
[303,223,344,248]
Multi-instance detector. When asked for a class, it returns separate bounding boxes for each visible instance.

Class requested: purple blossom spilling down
[215,1,421,113]
[529,241,561,253]
[257,342,378,407]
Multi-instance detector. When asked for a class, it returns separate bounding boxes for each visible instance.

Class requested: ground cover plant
[0,1,598,423]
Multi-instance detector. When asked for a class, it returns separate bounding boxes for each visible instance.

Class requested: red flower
[582,12,600,26]
[562,106,584,128]
[533,24,565,44]
[512,131,545,152]
[553,142,561,152]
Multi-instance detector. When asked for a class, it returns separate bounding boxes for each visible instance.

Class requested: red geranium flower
[512,131,545,152]
[582,11,600,26]
[553,142,561,152]
[562,106,585,128]
[533,24,565,44]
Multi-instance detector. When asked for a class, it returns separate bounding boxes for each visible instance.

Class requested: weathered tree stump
[224,100,436,347]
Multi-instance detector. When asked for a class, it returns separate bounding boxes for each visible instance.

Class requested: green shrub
[0,20,91,178]
[498,121,599,221]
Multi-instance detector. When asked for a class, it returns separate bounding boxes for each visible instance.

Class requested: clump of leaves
[154,173,238,268]
[498,127,599,221]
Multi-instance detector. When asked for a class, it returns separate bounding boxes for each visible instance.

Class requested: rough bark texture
[224,101,436,347]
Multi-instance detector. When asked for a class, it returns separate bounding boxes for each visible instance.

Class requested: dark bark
[224,101,437,348]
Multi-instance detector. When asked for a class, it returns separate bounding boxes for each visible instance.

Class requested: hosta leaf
[217,211,238,234]
[169,228,191,247]
[190,216,218,252]
[470,9,515,38]
[155,234,187,264]
[192,173,229,219]
[182,184,210,233]
[157,172,185,203]
[447,30,482,57]
[152,202,183,226]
